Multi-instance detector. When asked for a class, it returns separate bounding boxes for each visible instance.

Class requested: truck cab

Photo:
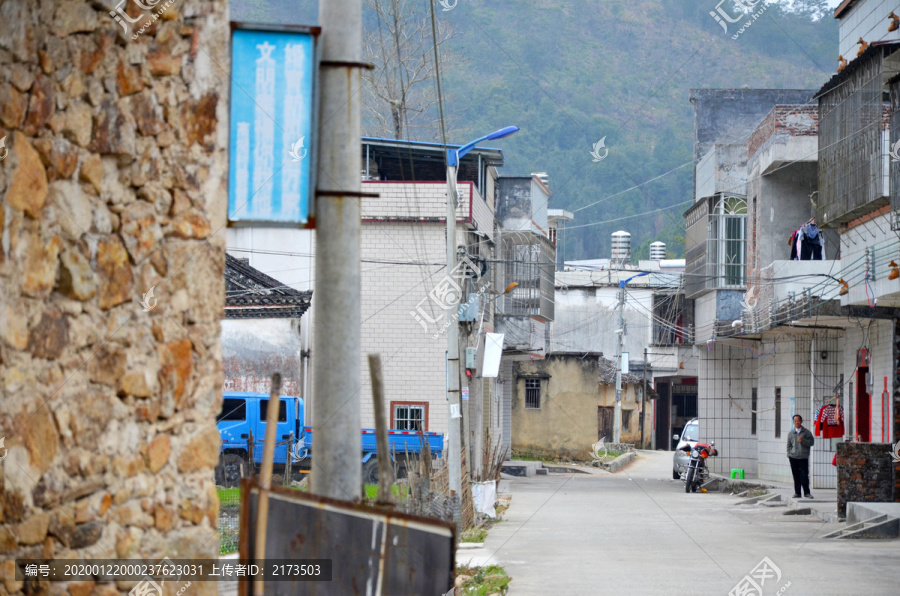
[216,392,304,486]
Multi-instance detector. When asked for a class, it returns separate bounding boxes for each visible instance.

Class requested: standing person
[787,414,815,499]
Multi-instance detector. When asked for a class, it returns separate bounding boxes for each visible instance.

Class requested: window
[682,422,699,442]
[710,195,747,288]
[525,379,541,409]
[774,388,781,438]
[260,399,287,423]
[622,409,632,432]
[217,398,246,422]
[751,388,757,435]
[392,402,427,431]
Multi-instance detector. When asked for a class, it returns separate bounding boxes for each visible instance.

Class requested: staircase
[823,515,899,539]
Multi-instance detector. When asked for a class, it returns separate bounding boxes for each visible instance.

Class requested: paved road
[458,451,900,596]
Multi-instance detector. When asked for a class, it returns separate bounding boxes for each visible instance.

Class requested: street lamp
[445,126,517,533]
[614,271,650,444]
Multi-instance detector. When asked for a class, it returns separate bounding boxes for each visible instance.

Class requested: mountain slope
[230,0,840,259]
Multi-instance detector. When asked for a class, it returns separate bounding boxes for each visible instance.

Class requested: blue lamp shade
[486,126,519,140]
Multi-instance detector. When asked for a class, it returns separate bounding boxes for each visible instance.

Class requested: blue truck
[215,391,444,487]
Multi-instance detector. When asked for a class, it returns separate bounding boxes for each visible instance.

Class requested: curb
[600,451,636,473]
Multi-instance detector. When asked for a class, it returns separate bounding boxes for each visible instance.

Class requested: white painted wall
[839,212,900,308]
[550,286,654,360]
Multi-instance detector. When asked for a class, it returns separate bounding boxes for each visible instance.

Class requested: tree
[362,0,455,140]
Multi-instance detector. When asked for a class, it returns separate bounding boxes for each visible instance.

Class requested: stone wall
[836,443,894,519]
[0,1,228,593]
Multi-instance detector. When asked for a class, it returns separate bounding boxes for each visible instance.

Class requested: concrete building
[550,261,695,449]
[685,0,900,510]
[493,175,560,458]
[228,137,564,478]
[509,354,645,460]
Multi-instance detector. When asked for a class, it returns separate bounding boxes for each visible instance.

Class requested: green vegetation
[461,526,488,543]
[363,483,410,501]
[455,564,511,595]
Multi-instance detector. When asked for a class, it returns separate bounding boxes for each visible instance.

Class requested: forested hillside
[232,0,840,259]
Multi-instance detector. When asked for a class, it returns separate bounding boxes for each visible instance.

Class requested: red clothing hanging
[815,404,844,439]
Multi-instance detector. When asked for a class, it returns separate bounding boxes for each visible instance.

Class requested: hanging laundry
[815,403,844,438]
[788,229,800,260]
[798,221,825,260]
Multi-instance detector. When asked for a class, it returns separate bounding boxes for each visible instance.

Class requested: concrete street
[459,451,900,596]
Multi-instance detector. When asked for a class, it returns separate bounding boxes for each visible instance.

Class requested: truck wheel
[362,459,379,485]
[222,454,247,488]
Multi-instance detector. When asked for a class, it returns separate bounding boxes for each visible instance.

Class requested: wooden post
[254,373,282,596]
[368,355,394,504]
[285,431,294,487]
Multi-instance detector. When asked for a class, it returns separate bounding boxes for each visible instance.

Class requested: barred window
[525,379,541,409]
[393,403,425,431]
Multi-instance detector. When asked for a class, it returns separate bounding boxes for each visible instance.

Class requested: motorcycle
[680,441,718,493]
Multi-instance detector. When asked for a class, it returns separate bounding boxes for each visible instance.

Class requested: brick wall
[0,1,228,593]
[837,442,893,518]
[748,105,818,158]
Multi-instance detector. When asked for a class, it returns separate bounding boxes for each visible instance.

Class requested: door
[856,368,871,442]
[655,382,671,450]
[258,398,292,464]
[598,406,614,442]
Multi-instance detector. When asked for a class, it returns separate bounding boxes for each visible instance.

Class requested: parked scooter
[680,441,718,493]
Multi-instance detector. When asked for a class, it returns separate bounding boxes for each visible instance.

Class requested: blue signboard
[228,27,317,225]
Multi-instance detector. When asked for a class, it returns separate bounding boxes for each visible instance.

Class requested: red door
[856,368,871,442]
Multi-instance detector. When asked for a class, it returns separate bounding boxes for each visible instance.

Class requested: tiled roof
[225,253,312,319]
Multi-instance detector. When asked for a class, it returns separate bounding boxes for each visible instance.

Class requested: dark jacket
[787,426,814,459]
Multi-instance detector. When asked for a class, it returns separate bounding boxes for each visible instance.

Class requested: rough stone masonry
[0,0,229,593]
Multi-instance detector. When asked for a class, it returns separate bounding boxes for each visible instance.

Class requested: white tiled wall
[838,0,900,58]
[358,222,450,435]
[698,343,758,478]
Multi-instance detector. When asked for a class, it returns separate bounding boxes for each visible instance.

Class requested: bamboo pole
[368,355,394,504]
[253,373,282,596]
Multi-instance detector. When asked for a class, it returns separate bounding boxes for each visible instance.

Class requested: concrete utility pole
[614,286,624,444]
[615,271,650,444]
[313,0,363,501]
[445,162,463,530]
[641,346,648,448]
[445,127,518,531]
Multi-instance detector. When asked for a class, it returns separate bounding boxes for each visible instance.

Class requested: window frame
[524,378,541,409]
[391,401,428,432]
[260,399,287,423]
[218,398,247,422]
